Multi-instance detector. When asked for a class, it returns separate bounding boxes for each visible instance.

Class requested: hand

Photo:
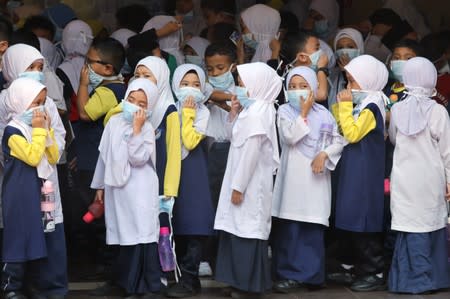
[230,95,241,118]
[213,100,231,112]
[300,91,314,118]
[231,190,243,205]
[133,109,147,135]
[80,64,90,87]
[44,109,51,128]
[183,96,196,109]
[311,151,328,174]
[317,52,329,69]
[337,53,351,70]
[269,39,281,59]
[31,109,46,128]
[157,21,182,37]
[446,183,450,201]
[236,38,245,64]
[95,189,104,204]
[337,89,353,102]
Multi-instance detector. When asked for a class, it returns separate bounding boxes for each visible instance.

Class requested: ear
[104,64,115,76]
[0,41,8,55]
[296,52,307,63]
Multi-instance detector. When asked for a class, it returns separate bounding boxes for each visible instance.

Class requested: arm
[77,64,91,121]
[387,107,397,146]
[8,128,48,167]
[164,112,182,197]
[429,106,450,184]
[337,102,376,143]
[84,87,119,122]
[278,115,310,146]
[128,132,155,167]
[45,129,60,164]
[323,123,344,171]
[181,107,205,150]
[91,156,105,190]
[230,135,262,193]
[315,55,329,102]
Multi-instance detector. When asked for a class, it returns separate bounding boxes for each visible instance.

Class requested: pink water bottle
[83,199,104,223]
[41,180,56,233]
[158,227,175,272]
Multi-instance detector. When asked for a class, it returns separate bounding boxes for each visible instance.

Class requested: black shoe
[89,281,125,296]
[165,282,200,298]
[273,280,304,293]
[4,291,28,299]
[350,275,387,292]
[140,293,161,299]
[230,290,263,299]
[327,271,355,285]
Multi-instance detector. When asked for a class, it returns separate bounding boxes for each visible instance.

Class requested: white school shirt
[206,85,235,143]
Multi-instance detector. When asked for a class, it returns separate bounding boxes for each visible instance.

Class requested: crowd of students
[0,1,449,299]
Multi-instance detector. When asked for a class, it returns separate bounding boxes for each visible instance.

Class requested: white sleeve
[278,114,310,146]
[46,98,66,156]
[323,122,344,171]
[91,157,105,189]
[429,105,450,183]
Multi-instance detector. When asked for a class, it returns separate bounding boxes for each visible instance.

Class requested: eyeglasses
[85,57,111,66]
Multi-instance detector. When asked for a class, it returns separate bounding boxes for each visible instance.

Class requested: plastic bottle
[41,180,55,233]
[158,227,176,272]
[316,123,333,153]
[82,199,104,223]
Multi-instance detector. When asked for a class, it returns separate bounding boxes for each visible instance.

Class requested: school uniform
[388,57,450,294]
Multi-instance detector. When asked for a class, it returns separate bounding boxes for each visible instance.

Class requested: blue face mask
[309,49,322,71]
[121,59,132,75]
[287,89,310,111]
[335,48,360,61]
[20,105,45,126]
[175,86,205,104]
[208,68,235,91]
[185,55,203,67]
[351,90,367,105]
[235,86,256,108]
[18,71,45,83]
[159,196,175,215]
[390,60,406,82]
[314,19,329,36]
[122,100,141,123]
[88,64,105,88]
[242,33,258,49]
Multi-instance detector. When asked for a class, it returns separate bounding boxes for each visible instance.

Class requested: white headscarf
[5,78,53,179]
[110,28,136,48]
[2,44,44,83]
[391,57,437,136]
[185,36,210,59]
[142,16,184,66]
[309,0,340,41]
[99,78,158,187]
[241,4,281,63]
[333,28,365,53]
[344,55,389,123]
[58,20,93,93]
[319,39,336,69]
[171,63,210,160]
[135,56,175,129]
[38,37,63,71]
[234,62,281,172]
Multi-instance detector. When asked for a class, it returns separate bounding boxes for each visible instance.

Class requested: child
[303,0,340,42]
[1,78,66,299]
[91,78,161,299]
[165,64,214,298]
[388,57,450,294]
[214,62,282,298]
[272,66,343,292]
[184,36,210,67]
[331,55,388,292]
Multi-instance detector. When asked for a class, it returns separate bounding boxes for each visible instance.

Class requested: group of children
[0,1,449,299]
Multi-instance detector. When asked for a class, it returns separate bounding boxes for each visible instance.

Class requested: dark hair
[0,16,13,42]
[369,8,402,26]
[420,33,448,61]
[23,15,55,40]
[280,11,300,35]
[206,22,236,43]
[116,4,150,33]
[10,28,40,51]
[281,31,316,62]
[200,0,235,15]
[205,41,237,61]
[91,37,125,75]
[392,39,423,56]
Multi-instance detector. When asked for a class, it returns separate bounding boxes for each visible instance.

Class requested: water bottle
[83,199,104,223]
[316,123,333,154]
[158,227,176,272]
[41,180,56,233]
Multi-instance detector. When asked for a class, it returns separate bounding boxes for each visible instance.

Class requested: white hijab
[391,57,437,136]
[58,20,93,93]
[333,28,365,53]
[5,78,53,179]
[110,28,136,48]
[142,16,184,66]
[38,37,63,71]
[99,78,159,187]
[234,62,281,172]
[309,0,340,41]
[344,55,389,123]
[185,36,210,59]
[171,63,210,160]
[2,44,44,83]
[135,56,175,129]
[241,4,281,63]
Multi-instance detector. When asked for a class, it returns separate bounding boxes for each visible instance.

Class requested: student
[331,55,388,292]
[272,66,343,292]
[184,36,210,67]
[1,78,66,299]
[200,0,236,32]
[174,0,206,38]
[303,0,340,42]
[91,78,161,299]
[388,57,450,294]
[165,64,214,298]
[214,62,282,299]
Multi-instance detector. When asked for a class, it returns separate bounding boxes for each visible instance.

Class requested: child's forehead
[87,47,102,59]
[205,54,233,65]
[289,75,308,84]
[182,72,200,81]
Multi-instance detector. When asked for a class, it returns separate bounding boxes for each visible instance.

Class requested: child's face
[391,47,417,61]
[297,36,320,65]
[180,72,201,89]
[134,65,157,85]
[288,75,311,91]
[27,89,47,109]
[127,90,148,110]
[205,54,234,77]
[336,37,357,50]
[86,47,114,77]
[26,59,44,72]
[0,40,8,56]
[345,72,361,90]
[183,45,197,56]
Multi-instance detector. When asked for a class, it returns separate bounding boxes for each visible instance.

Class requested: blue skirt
[388,228,450,294]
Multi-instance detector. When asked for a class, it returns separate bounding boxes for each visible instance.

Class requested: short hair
[10,28,40,51]
[369,8,402,26]
[280,11,300,35]
[392,39,423,56]
[205,41,237,62]
[0,16,12,42]
[91,37,125,75]
[207,22,236,43]
[281,31,316,62]
[420,33,448,61]
[200,0,235,15]
[23,15,55,40]
[116,4,151,33]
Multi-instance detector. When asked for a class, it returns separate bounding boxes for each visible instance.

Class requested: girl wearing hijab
[183,36,210,67]
[1,78,65,299]
[272,66,343,293]
[214,62,281,298]
[165,64,214,298]
[304,0,340,43]
[388,57,450,294]
[331,55,388,292]
[91,79,161,299]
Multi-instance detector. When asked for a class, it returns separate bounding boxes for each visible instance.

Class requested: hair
[23,15,55,40]
[281,31,316,62]
[200,0,236,15]
[205,41,237,62]
[10,28,40,51]
[369,8,402,26]
[420,33,448,61]
[280,11,300,35]
[392,39,423,56]
[91,37,126,75]
[0,16,13,42]
[116,4,151,33]
[206,22,237,43]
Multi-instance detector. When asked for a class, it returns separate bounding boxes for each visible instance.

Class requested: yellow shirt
[85,86,120,121]
[332,102,376,143]
[181,107,205,150]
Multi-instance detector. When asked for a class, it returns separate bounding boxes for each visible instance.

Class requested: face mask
[160,196,175,215]
[88,64,105,88]
[20,105,45,126]
[308,49,323,71]
[390,60,406,82]
[351,90,367,105]
[314,19,329,36]
[242,33,258,49]
[18,71,45,83]
[175,86,205,104]
[208,67,235,91]
[438,61,450,75]
[335,48,360,61]
[235,86,255,108]
[184,55,203,67]
[287,89,310,111]
[122,100,142,123]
